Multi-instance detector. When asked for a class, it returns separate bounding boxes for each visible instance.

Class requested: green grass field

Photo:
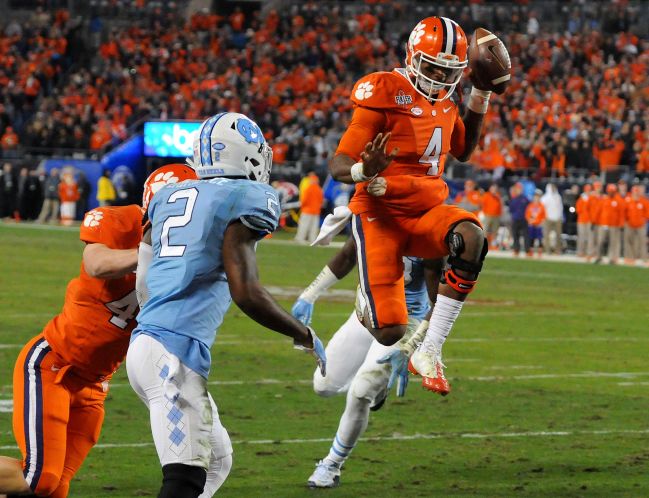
[1,223,648,497]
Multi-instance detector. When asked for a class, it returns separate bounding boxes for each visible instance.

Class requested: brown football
[468,27,511,95]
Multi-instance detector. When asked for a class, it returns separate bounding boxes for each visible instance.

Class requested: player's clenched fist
[359,132,399,178]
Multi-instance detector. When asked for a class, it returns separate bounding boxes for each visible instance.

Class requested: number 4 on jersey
[105,289,138,329]
[419,127,442,176]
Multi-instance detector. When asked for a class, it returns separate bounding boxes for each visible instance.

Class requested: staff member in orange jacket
[595,183,625,264]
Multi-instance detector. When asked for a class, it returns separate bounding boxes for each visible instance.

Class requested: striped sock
[325,433,355,467]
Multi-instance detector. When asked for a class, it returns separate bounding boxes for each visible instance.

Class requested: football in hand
[468,28,511,95]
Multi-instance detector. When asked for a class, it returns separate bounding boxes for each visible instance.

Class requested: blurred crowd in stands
[0,0,647,179]
[0,0,647,262]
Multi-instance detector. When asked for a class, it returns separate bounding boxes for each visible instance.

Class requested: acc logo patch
[395,90,413,105]
[410,106,423,116]
[354,81,374,100]
[83,210,104,228]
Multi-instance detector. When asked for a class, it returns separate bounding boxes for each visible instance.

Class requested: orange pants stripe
[13,334,107,497]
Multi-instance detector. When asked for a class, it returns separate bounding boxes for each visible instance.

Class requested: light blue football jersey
[404,257,430,321]
[133,177,280,378]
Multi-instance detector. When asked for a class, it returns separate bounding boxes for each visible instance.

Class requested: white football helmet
[191,112,273,183]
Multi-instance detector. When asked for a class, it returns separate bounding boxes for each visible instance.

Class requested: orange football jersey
[337,69,466,215]
[43,204,143,381]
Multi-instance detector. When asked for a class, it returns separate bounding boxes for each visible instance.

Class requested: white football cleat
[408,343,450,395]
[307,460,341,488]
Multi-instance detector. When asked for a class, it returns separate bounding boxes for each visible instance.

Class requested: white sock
[324,390,370,467]
[421,295,464,352]
[198,453,232,498]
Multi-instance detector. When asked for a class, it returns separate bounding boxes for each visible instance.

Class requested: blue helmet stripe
[199,112,226,166]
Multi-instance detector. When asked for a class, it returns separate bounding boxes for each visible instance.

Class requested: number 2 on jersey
[419,127,442,176]
[160,187,198,257]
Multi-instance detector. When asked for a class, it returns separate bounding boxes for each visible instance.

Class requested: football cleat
[307,460,341,488]
[408,345,450,395]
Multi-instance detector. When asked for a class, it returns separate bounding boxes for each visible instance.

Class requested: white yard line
[1,427,647,451]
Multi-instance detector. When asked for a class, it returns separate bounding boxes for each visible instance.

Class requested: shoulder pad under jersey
[350,70,418,110]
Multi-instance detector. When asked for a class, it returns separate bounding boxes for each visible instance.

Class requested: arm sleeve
[450,114,466,158]
[335,106,386,160]
[135,241,153,306]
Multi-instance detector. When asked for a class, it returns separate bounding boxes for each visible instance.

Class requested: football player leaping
[291,238,442,488]
[329,16,507,393]
[126,112,326,498]
[0,164,195,498]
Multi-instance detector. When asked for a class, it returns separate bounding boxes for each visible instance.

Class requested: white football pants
[126,334,233,496]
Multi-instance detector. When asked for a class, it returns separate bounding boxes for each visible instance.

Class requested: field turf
[0,223,648,497]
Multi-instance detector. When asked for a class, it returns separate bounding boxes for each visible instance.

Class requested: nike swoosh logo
[367,217,378,222]
[443,107,452,113]
[51,366,60,372]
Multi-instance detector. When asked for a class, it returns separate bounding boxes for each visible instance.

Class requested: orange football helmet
[142,163,197,212]
[405,16,468,102]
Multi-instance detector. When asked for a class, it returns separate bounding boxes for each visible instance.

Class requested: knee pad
[443,227,488,294]
[158,463,206,498]
[351,368,388,404]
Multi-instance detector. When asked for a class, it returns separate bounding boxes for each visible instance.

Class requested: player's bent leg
[158,463,206,498]
[11,336,71,496]
[308,342,393,489]
[51,382,107,498]
[126,335,213,496]
[411,220,488,394]
[312,313,374,397]
[198,394,233,498]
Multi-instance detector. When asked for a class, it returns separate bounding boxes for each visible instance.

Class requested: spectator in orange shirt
[595,184,625,264]
[623,185,648,263]
[454,179,482,214]
[481,183,503,250]
[525,189,546,256]
[1,126,19,150]
[574,184,592,258]
[295,173,323,244]
[58,171,80,226]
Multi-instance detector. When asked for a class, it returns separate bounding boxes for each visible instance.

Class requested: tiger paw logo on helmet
[83,210,104,227]
[409,22,426,48]
[149,171,180,196]
[355,81,374,100]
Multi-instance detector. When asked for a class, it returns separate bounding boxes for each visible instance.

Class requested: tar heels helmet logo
[191,112,273,184]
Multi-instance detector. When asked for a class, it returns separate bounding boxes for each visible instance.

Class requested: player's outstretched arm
[83,243,138,279]
[223,221,326,374]
[330,132,399,184]
[292,237,357,325]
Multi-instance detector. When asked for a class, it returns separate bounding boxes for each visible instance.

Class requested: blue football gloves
[291,297,314,326]
[294,326,326,376]
[377,349,409,397]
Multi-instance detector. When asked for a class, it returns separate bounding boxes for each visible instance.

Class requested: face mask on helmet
[191,112,273,184]
[405,17,468,102]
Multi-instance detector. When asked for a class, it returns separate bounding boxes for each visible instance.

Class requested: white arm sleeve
[136,242,153,306]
